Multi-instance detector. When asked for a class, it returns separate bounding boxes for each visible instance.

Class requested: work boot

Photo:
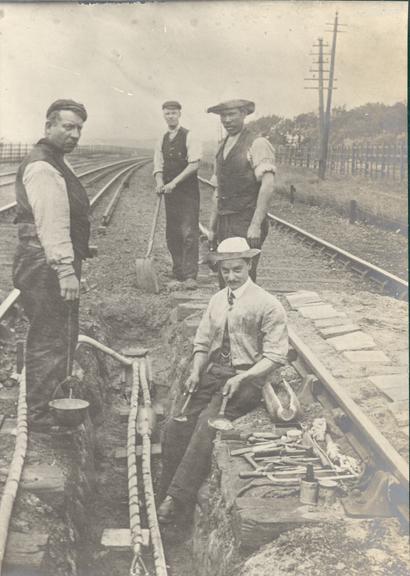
[158,495,180,524]
[182,278,198,291]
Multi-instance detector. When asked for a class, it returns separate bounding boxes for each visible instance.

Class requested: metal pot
[48,398,90,427]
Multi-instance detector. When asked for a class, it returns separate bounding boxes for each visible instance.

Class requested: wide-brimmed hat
[46,99,88,121]
[162,100,182,110]
[213,237,260,261]
[207,99,255,116]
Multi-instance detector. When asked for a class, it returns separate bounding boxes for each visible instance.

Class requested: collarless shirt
[153,126,202,176]
[194,279,288,367]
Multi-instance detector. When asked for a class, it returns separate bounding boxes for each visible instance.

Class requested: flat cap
[207,99,255,116]
[162,100,182,110]
[46,99,88,121]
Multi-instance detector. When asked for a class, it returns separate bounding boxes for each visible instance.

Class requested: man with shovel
[158,237,288,524]
[13,99,91,433]
[206,99,276,284]
[153,101,201,290]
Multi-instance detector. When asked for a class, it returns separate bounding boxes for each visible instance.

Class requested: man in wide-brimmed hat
[206,99,276,284]
[153,100,202,290]
[158,237,288,524]
[13,99,91,433]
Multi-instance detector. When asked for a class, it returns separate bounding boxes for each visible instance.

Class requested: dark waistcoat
[15,139,90,259]
[162,127,199,193]
[215,128,260,214]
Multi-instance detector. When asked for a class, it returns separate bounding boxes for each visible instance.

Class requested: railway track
[198,176,408,300]
[0,163,407,575]
[0,154,152,575]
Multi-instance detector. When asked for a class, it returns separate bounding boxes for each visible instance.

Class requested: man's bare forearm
[239,357,279,384]
[171,161,199,187]
[251,172,274,226]
[191,351,209,377]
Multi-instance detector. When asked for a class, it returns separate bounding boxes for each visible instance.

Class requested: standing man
[158,237,288,523]
[13,99,91,432]
[153,101,201,290]
[206,99,276,283]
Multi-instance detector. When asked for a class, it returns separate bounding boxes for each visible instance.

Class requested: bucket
[49,398,90,427]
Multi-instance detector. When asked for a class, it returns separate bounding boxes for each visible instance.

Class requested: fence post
[351,145,356,176]
[349,200,357,224]
[290,184,295,204]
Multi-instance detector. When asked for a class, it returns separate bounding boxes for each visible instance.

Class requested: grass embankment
[274,165,408,234]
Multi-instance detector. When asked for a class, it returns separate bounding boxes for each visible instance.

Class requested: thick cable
[139,359,168,576]
[0,370,28,576]
[128,362,144,576]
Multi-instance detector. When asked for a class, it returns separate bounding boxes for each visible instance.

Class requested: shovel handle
[145,194,162,258]
[179,391,193,416]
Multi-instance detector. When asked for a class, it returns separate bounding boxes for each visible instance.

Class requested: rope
[0,370,28,576]
[139,359,168,576]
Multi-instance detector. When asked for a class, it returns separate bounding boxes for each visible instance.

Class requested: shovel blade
[135,258,160,293]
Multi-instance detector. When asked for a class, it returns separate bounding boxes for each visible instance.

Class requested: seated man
[158,237,288,523]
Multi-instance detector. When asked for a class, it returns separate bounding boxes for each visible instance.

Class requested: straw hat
[213,237,260,261]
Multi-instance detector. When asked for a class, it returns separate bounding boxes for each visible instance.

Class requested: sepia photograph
[0,1,408,575]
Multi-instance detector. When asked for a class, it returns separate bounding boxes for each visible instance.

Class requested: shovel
[135,193,162,293]
[208,396,233,431]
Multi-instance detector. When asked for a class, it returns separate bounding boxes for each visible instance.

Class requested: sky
[0,1,407,144]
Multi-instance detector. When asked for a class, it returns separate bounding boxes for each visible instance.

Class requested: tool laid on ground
[135,193,162,294]
[208,396,233,431]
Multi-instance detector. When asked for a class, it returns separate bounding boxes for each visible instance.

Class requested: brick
[318,324,361,339]
[299,304,346,320]
[327,332,375,352]
[343,351,390,364]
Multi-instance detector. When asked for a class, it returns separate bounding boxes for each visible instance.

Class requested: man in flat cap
[13,99,91,432]
[207,99,276,284]
[157,237,288,524]
[153,101,202,290]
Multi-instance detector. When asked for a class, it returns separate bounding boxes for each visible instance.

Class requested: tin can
[299,479,319,505]
[319,480,337,506]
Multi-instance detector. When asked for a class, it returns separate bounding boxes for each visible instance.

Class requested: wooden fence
[0,143,136,163]
[276,142,408,182]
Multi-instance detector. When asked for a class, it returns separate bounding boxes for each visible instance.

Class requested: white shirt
[23,160,75,278]
[228,276,252,302]
[153,125,202,176]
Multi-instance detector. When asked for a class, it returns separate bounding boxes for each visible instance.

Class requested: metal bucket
[49,398,90,427]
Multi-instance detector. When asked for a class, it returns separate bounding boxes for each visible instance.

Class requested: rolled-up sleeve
[153,138,164,176]
[186,131,202,163]
[193,302,213,355]
[23,161,75,278]
[249,137,276,182]
[260,302,288,365]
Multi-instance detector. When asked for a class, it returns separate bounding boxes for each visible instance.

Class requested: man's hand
[223,374,245,400]
[162,181,176,195]
[155,183,164,196]
[247,221,262,248]
[59,274,80,301]
[184,372,200,395]
[207,230,217,251]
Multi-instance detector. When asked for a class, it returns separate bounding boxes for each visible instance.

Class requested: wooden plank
[232,497,334,550]
[318,324,361,339]
[114,443,162,462]
[101,528,150,548]
[0,464,65,494]
[4,532,48,570]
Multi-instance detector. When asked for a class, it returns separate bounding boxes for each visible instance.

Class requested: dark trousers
[160,369,262,506]
[217,210,269,286]
[13,243,81,422]
[164,189,200,280]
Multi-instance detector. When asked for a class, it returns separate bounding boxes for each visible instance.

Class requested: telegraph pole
[304,37,330,177]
